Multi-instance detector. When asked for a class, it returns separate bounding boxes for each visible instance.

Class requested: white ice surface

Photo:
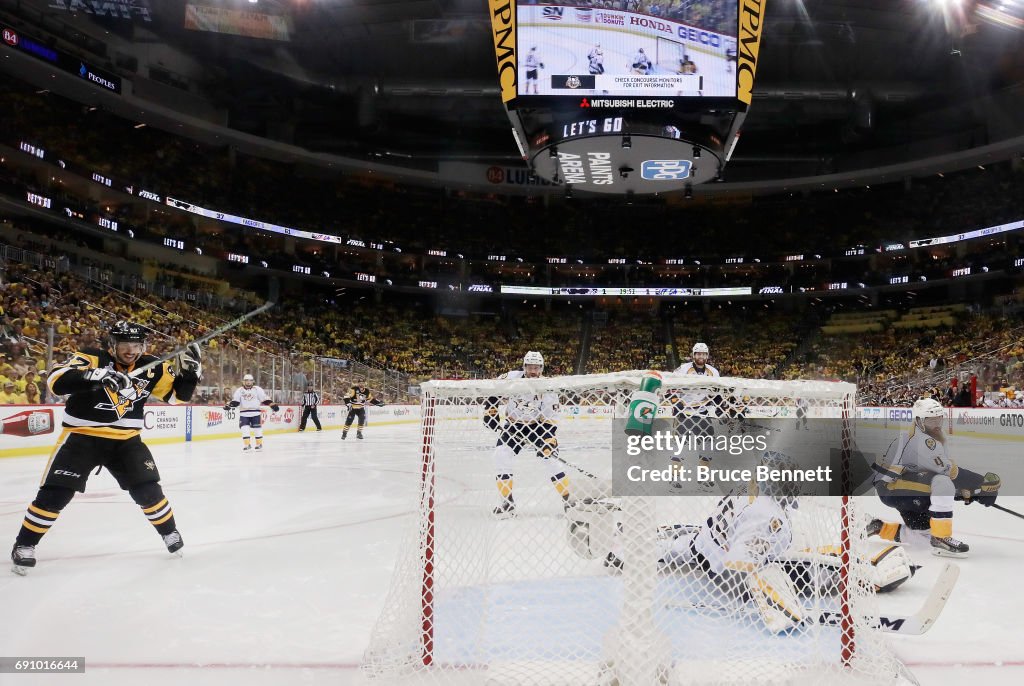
[0,425,1021,685]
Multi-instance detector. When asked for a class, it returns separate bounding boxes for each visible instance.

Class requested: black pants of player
[344,407,367,429]
[16,432,175,547]
[874,466,989,530]
[675,414,716,438]
[300,406,322,430]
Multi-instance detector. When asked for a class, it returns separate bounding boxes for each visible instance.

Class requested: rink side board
[0,404,421,457]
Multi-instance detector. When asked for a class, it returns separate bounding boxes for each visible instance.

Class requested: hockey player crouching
[569,451,916,633]
[484,351,571,518]
[867,397,1001,557]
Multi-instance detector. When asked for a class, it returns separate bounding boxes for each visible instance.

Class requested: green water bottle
[624,370,662,437]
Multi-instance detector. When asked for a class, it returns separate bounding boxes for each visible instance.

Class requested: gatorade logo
[631,401,656,425]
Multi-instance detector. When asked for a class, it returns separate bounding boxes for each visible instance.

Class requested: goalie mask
[243,374,255,389]
[109,320,146,366]
[523,351,544,378]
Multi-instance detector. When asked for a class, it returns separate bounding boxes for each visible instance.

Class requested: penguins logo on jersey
[925,438,937,450]
[100,377,152,419]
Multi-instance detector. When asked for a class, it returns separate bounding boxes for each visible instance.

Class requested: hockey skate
[357,430,364,440]
[163,530,184,557]
[341,431,348,440]
[242,444,252,452]
[493,497,516,519]
[866,518,884,537]
[931,535,969,557]
[255,444,263,451]
[11,544,35,575]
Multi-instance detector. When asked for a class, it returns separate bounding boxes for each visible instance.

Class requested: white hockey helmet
[692,342,710,356]
[243,373,255,388]
[912,397,944,420]
[523,351,544,368]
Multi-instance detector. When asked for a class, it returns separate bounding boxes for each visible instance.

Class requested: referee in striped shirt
[299,384,322,431]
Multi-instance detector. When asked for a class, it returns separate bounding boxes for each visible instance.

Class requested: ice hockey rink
[0,423,1022,686]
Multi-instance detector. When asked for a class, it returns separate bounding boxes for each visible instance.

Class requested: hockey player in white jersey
[725,39,737,74]
[570,452,916,632]
[224,374,280,451]
[631,47,652,74]
[524,47,543,95]
[587,44,604,75]
[867,397,1001,556]
[483,351,570,518]
[670,342,722,491]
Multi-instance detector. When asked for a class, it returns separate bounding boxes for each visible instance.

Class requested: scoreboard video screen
[514,1,738,104]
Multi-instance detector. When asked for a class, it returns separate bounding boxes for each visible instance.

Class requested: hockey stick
[552,454,600,480]
[991,503,1024,521]
[668,562,959,636]
[128,279,279,378]
[818,561,959,635]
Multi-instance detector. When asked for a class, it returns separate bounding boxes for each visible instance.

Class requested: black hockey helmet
[109,320,147,346]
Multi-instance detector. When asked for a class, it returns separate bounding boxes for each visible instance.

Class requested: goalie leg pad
[748,564,804,633]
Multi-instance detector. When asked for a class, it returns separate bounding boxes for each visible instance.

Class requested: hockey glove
[960,471,1000,506]
[176,342,202,379]
[223,404,232,411]
[539,63,545,69]
[484,406,501,432]
[271,404,281,413]
[87,367,133,393]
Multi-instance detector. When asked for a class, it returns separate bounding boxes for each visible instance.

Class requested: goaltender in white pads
[572,451,912,633]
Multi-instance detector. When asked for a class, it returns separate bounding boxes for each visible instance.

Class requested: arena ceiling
[6,0,1024,184]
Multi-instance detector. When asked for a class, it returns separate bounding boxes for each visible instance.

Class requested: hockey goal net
[363,372,913,685]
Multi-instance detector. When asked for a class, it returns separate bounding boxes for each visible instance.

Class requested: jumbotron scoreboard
[489,1,766,194]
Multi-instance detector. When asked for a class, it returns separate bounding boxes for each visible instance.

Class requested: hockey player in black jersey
[341,385,385,439]
[10,321,201,575]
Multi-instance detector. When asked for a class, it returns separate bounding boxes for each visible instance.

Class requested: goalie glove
[86,367,132,394]
[176,342,202,379]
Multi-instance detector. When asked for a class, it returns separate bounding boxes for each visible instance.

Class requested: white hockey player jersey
[873,424,956,484]
[499,369,559,424]
[664,490,793,574]
[672,362,721,414]
[233,385,270,417]
[525,53,540,70]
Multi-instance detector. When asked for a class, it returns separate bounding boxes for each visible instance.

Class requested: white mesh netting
[362,372,914,685]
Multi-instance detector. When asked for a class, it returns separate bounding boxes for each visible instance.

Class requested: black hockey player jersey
[344,386,381,409]
[47,348,198,440]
